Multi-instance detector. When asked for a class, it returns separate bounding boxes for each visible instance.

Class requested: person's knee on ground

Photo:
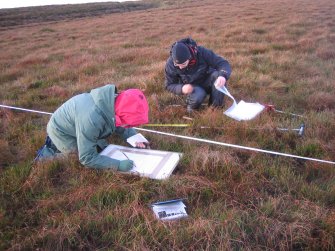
[210,85,225,108]
[186,86,207,111]
[204,71,226,108]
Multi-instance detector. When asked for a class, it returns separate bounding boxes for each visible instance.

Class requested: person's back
[39,84,149,171]
[48,93,89,150]
[47,85,117,155]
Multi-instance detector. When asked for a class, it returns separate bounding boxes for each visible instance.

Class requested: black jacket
[165,38,232,95]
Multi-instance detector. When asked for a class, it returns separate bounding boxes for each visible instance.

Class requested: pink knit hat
[114,89,149,127]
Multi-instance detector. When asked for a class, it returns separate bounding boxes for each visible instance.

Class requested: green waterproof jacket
[47,84,137,169]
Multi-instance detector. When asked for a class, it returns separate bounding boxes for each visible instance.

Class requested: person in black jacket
[165,38,232,112]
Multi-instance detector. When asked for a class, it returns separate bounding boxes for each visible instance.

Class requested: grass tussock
[1,0,335,249]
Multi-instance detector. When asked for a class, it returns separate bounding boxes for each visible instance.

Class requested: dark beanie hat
[172,42,191,64]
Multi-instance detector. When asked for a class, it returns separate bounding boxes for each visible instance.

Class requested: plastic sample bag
[215,84,265,121]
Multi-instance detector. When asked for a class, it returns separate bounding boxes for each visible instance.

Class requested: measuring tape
[1,104,334,165]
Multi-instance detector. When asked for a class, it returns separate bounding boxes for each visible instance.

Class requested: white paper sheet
[224,100,265,121]
[215,85,265,121]
[126,133,149,147]
[100,144,182,179]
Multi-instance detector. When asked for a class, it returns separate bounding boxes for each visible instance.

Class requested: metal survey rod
[264,104,305,118]
[277,123,305,136]
[274,109,304,118]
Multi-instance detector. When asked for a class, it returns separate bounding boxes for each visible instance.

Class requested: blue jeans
[34,136,61,161]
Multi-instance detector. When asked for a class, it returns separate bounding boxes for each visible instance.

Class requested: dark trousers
[187,71,225,109]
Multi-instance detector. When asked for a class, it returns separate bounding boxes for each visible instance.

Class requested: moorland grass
[0,0,335,249]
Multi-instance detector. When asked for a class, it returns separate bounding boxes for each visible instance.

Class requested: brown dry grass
[1,0,335,250]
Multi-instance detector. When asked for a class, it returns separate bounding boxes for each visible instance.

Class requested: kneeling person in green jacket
[37,84,149,172]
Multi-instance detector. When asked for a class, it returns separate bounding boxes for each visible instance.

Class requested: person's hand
[135,142,146,148]
[135,142,150,149]
[118,160,133,172]
[182,84,193,94]
[214,76,226,88]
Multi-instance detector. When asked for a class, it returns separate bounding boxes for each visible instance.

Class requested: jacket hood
[90,84,116,127]
[114,89,149,127]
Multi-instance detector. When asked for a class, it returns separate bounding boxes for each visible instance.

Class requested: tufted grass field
[0,0,335,249]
